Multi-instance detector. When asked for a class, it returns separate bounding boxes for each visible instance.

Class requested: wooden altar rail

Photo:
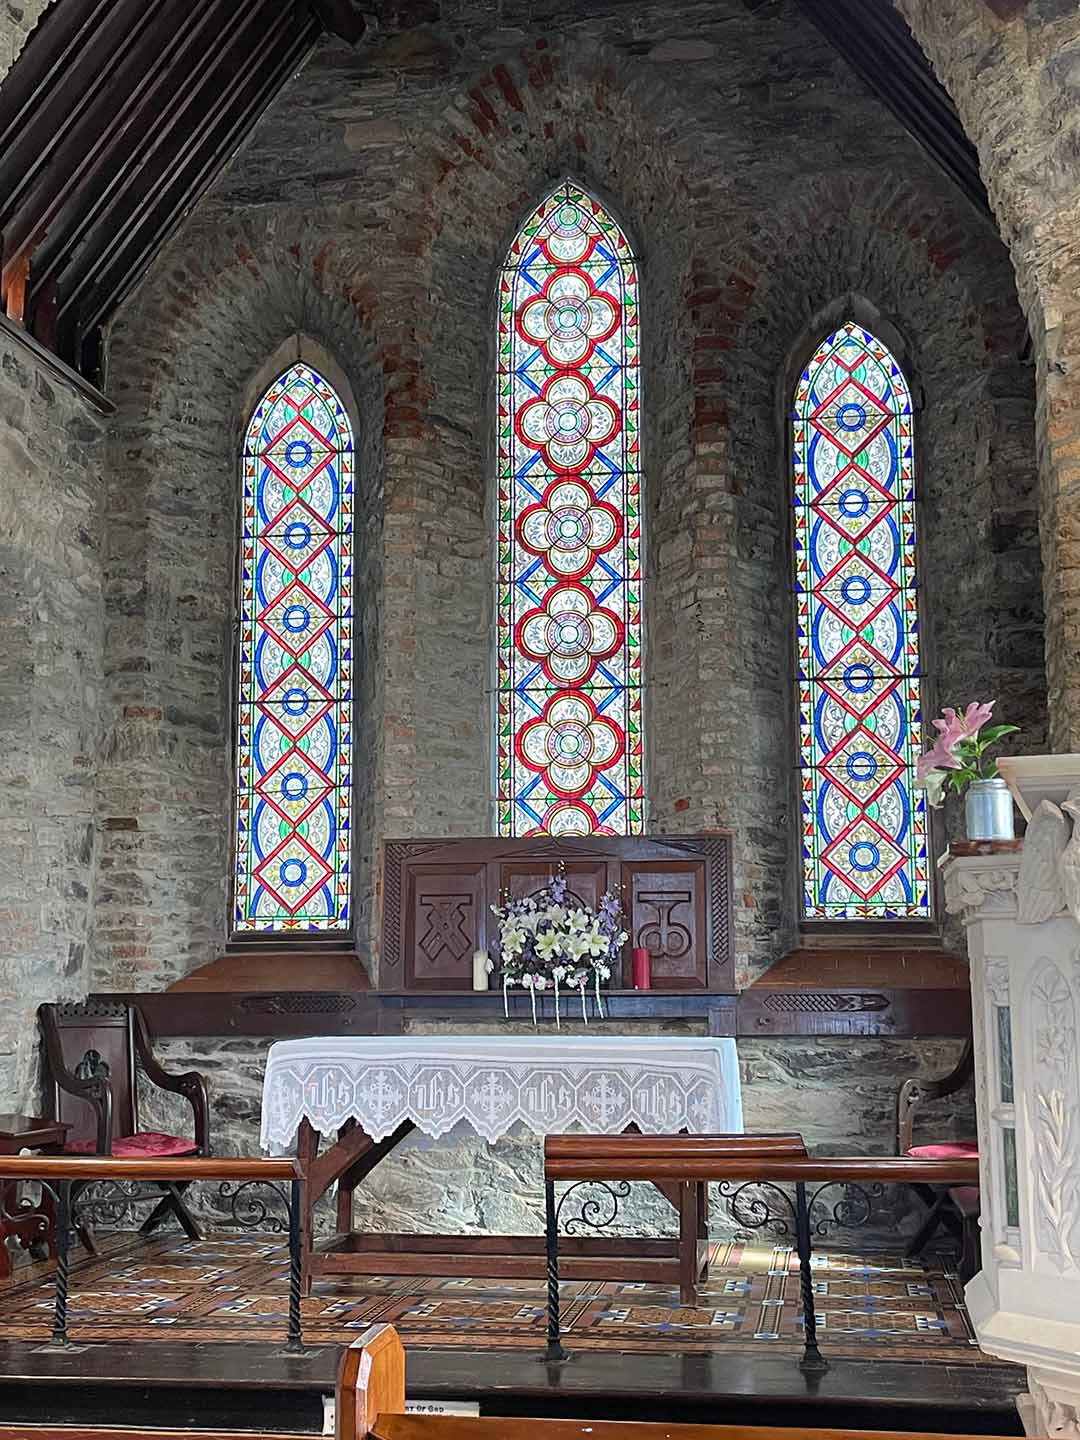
[543,1145,981,1373]
[0,1156,302,1349]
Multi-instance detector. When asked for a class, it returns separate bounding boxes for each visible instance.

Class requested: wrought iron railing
[543,1149,979,1374]
[0,1156,303,1350]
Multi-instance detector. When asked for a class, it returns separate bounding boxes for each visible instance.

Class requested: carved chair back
[40,1002,139,1151]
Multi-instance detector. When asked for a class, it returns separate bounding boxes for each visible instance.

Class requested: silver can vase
[964,776,1015,841]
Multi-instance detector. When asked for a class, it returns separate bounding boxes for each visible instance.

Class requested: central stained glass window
[496,180,643,836]
[794,322,930,919]
[233,362,353,931]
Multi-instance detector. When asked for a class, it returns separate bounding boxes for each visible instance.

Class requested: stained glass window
[496,180,643,837]
[233,362,354,931]
[794,323,929,919]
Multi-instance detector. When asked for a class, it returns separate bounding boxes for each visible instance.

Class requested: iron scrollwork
[553,1179,631,1235]
[218,1179,292,1234]
[72,1180,161,1228]
[808,1180,885,1237]
[717,1179,796,1238]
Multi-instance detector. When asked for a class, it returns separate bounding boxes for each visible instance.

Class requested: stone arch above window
[233,357,355,932]
[495,179,644,837]
[794,321,930,920]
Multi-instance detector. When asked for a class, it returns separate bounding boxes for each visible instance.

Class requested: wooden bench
[337,1324,1015,1440]
[0,1324,1019,1440]
[544,1142,982,1374]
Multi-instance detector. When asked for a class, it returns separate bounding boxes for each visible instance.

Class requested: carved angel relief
[1015,788,1080,926]
[1017,799,1069,923]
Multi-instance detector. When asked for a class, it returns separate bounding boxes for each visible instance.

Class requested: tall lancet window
[496,180,643,837]
[233,362,354,932]
[794,323,929,920]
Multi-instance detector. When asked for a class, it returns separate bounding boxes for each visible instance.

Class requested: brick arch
[361,38,704,843]
[385,34,702,494]
[707,168,1042,959]
[97,216,387,986]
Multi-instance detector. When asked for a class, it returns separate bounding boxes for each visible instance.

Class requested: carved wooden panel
[624,860,707,988]
[403,865,485,990]
[380,835,735,993]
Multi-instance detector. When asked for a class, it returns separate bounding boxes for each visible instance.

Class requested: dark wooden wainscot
[381,834,735,993]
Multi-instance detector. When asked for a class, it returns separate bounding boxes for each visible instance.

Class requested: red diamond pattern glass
[794,324,930,919]
[497,181,643,836]
[234,363,353,931]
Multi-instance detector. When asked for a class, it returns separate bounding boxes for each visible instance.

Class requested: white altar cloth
[259,1035,742,1150]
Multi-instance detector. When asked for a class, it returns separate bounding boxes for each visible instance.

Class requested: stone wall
[141,1028,972,1249]
[0,328,104,1106]
[97,0,1046,994]
[0,0,51,84]
[0,0,1043,1227]
[97,225,386,986]
[895,0,1080,751]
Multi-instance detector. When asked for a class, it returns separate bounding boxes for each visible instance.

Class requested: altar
[261,1034,742,1293]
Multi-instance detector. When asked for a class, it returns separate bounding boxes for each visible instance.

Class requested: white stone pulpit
[944,757,1080,1437]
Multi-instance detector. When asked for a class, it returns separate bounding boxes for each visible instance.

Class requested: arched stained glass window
[496,180,643,837]
[794,322,929,919]
[233,362,354,931]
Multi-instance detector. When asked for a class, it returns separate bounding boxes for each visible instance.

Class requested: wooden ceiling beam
[78,20,319,338]
[58,1,314,331]
[0,0,114,156]
[29,0,248,298]
[0,0,166,225]
[5,0,216,279]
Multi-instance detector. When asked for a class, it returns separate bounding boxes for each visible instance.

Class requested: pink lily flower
[958,699,995,739]
[916,739,963,782]
[931,707,969,753]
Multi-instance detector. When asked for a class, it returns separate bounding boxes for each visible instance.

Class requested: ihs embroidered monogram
[497,181,644,837]
[234,363,354,931]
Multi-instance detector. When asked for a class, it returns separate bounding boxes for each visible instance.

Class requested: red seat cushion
[65,1131,197,1158]
[907,1141,979,1159]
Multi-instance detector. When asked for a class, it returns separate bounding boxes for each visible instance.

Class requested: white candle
[472,950,492,991]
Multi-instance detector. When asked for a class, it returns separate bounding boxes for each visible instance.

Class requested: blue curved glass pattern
[234,363,353,930]
[794,323,929,919]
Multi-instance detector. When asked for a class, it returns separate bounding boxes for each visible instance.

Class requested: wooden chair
[896,1037,979,1279]
[38,1000,210,1247]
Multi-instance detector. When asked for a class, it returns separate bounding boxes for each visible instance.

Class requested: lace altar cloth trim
[260,1035,742,1149]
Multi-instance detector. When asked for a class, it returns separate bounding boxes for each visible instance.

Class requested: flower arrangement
[915,700,1019,808]
[490,871,628,1026]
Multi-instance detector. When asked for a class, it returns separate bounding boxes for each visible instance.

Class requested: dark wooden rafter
[1,0,992,382]
[0,0,370,381]
[793,0,990,218]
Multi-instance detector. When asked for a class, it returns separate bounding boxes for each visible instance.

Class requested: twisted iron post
[286,1176,304,1352]
[794,1181,828,1374]
[544,1178,567,1362]
[50,1180,71,1347]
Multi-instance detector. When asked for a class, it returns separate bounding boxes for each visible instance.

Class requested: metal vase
[964,776,1015,841]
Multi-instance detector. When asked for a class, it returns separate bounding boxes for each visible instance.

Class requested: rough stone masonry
[2,0,1071,1243]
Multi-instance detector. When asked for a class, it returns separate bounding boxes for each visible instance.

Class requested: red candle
[632,947,652,990]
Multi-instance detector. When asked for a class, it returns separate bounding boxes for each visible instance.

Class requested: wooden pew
[338,1325,1014,1440]
[0,1326,1015,1440]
